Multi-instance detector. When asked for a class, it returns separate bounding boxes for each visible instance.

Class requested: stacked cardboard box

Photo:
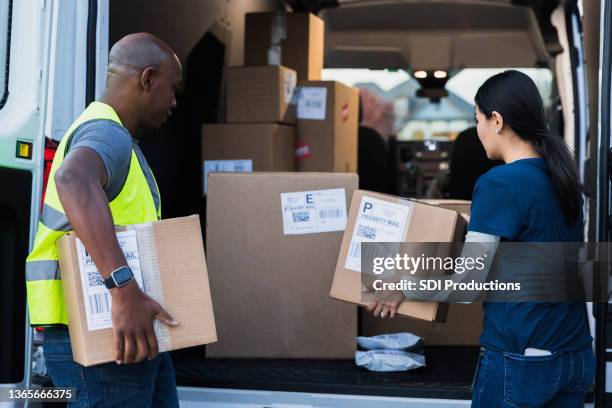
[225,65,297,125]
[206,172,358,358]
[201,124,295,193]
[202,65,298,193]
[295,81,359,173]
[237,12,359,176]
[330,191,467,322]
[244,12,324,80]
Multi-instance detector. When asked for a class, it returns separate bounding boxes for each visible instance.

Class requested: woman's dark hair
[474,70,580,225]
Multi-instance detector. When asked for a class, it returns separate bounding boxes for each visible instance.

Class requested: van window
[0,0,11,109]
[323,67,554,141]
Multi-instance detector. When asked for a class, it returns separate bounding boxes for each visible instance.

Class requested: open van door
[0,0,107,403]
[595,0,612,406]
[0,0,52,403]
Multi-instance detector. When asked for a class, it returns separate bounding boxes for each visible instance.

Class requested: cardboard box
[201,124,295,194]
[206,172,358,358]
[360,303,483,346]
[330,190,467,322]
[244,12,324,80]
[57,216,217,367]
[226,66,297,125]
[296,81,359,173]
[359,198,479,345]
[418,199,471,221]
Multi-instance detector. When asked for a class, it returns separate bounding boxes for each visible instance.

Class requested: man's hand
[366,289,406,319]
[110,282,179,364]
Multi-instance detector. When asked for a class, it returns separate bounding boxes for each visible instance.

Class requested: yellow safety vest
[26,101,161,326]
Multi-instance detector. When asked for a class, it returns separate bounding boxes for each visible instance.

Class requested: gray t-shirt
[65,119,160,213]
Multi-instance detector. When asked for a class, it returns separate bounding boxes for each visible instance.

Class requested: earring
[496,128,502,135]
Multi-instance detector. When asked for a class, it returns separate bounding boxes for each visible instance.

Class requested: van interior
[93,0,589,401]
[1,0,599,403]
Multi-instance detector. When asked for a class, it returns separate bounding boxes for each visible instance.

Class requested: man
[448,126,503,199]
[26,33,182,407]
[357,94,391,194]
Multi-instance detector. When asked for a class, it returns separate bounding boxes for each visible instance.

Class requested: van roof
[318,0,558,70]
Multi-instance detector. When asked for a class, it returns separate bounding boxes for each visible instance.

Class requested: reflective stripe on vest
[25,101,161,326]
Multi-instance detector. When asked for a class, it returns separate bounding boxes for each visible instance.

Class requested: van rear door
[0,0,52,400]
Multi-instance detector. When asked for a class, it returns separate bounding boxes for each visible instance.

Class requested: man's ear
[140,67,156,92]
[491,111,504,133]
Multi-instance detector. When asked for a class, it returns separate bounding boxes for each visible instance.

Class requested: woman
[368,70,595,407]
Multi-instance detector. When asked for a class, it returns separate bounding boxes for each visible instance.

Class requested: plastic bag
[355,349,426,372]
[356,332,422,351]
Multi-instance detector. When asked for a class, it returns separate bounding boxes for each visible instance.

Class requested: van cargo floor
[174,346,480,400]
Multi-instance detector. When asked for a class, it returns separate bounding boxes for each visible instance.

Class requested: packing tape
[268,10,286,65]
[270,10,286,44]
[134,223,172,352]
[268,46,282,66]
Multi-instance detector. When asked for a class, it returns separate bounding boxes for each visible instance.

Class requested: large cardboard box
[296,81,359,173]
[57,216,217,367]
[201,124,295,194]
[330,191,467,322]
[226,66,297,125]
[206,172,359,358]
[244,12,324,80]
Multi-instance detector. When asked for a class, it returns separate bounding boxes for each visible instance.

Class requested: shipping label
[76,230,145,331]
[284,70,297,104]
[297,87,327,120]
[203,159,253,193]
[344,196,413,272]
[281,188,347,235]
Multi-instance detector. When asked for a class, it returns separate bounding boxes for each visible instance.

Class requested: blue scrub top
[468,158,592,353]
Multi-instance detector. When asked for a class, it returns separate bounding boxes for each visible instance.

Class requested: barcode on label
[349,241,361,259]
[234,162,245,171]
[319,208,341,219]
[357,225,377,239]
[306,100,322,108]
[292,211,310,222]
[88,293,111,315]
[87,271,104,287]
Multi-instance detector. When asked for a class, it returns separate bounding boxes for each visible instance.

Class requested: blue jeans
[471,347,595,408]
[43,327,179,408]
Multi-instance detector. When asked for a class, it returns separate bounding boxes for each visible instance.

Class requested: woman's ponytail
[537,129,581,225]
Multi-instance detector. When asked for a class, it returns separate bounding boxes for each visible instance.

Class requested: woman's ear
[491,111,504,134]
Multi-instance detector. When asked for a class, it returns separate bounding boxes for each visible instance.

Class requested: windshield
[322,68,555,141]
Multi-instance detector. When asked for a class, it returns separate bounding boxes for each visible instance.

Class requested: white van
[0,0,609,406]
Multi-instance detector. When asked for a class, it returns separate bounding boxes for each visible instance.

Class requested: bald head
[103,33,181,132]
[108,33,180,77]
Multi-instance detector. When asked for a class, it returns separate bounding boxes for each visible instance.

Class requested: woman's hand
[366,289,406,319]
